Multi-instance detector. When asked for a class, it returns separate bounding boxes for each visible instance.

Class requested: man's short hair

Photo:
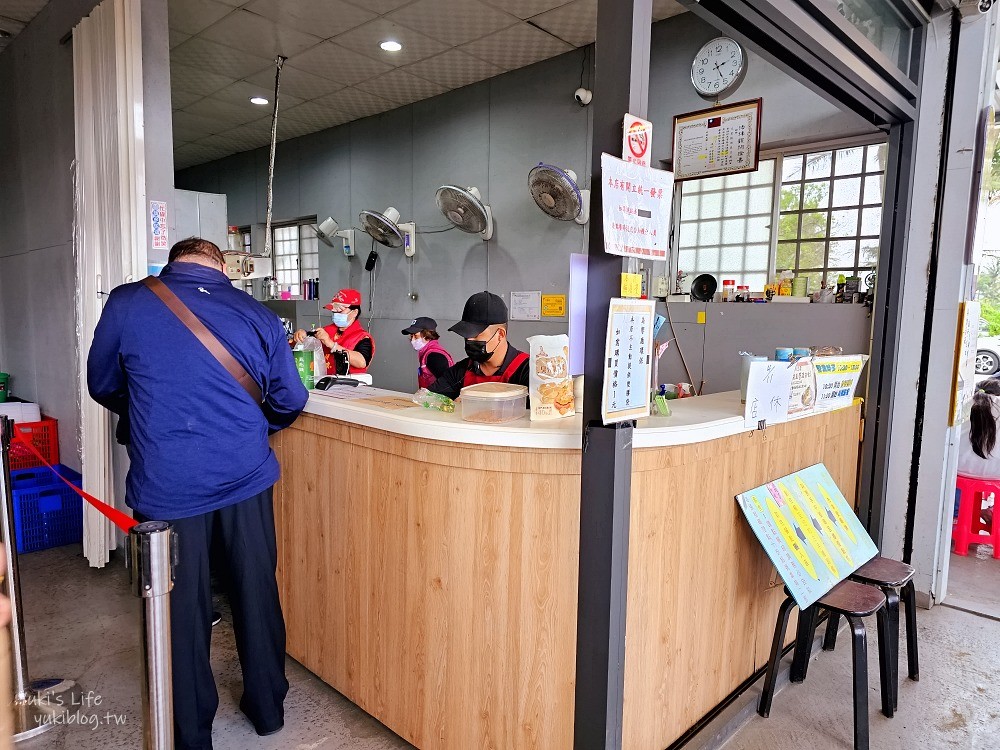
[168,237,225,267]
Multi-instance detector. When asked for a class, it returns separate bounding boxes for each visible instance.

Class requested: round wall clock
[691,37,748,100]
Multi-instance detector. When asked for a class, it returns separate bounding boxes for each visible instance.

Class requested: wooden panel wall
[622,405,861,749]
[273,414,582,750]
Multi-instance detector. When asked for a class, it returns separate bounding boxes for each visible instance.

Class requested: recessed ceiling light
[250,96,269,105]
[380,40,402,52]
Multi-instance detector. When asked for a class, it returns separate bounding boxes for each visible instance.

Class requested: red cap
[324,288,362,309]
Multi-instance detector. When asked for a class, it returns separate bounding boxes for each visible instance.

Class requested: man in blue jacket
[88,237,308,749]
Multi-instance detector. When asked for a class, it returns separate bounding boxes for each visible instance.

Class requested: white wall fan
[435,185,494,240]
[527,163,590,225]
[359,207,416,257]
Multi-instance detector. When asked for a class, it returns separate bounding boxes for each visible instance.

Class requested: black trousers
[139,487,288,750]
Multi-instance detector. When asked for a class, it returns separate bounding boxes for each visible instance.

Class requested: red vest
[321,320,374,375]
[462,350,529,388]
[417,339,455,389]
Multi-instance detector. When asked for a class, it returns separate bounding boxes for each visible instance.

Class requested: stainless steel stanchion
[0,416,77,741]
[128,520,176,750]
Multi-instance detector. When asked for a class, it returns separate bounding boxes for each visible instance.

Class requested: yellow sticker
[541,294,567,317]
[620,273,643,298]
[697,311,707,324]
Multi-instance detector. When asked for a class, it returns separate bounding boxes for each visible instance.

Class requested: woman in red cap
[293,288,375,374]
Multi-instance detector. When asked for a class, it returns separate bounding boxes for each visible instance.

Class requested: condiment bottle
[722,279,735,302]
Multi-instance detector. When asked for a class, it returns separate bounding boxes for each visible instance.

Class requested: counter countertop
[301,387,774,449]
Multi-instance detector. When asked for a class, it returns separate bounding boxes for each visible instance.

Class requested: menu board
[602,298,655,424]
[672,99,761,182]
[736,463,878,609]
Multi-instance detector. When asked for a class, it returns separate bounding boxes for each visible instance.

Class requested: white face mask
[411,338,427,352]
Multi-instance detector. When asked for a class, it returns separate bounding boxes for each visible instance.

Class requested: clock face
[691,37,746,98]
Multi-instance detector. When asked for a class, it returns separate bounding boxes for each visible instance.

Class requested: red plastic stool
[953,474,1000,558]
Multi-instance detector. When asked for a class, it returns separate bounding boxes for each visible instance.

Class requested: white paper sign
[744,361,795,429]
[813,355,867,413]
[623,113,652,167]
[602,298,656,424]
[600,153,673,260]
[150,200,169,250]
[510,291,542,321]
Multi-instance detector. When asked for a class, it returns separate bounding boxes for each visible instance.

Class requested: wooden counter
[273,399,861,750]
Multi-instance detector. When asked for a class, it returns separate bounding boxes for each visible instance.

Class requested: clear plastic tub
[459,382,528,424]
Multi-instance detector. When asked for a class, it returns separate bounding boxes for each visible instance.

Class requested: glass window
[676,160,775,290]
[777,143,886,291]
[820,0,915,75]
[271,221,319,291]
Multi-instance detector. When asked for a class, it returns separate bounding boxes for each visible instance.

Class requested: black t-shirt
[428,344,529,400]
[353,337,374,367]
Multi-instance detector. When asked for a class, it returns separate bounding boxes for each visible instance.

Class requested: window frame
[270,217,319,291]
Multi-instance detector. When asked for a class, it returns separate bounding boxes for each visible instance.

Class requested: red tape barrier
[11,431,137,533]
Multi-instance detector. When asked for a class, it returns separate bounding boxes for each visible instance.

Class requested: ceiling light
[380,40,402,52]
[250,96,269,105]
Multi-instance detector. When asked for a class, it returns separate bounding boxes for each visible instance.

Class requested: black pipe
[903,9,962,565]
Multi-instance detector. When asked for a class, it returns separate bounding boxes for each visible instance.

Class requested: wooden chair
[816,556,918,712]
[759,581,893,750]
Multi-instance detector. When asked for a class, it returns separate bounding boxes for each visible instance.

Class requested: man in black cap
[427,291,529,400]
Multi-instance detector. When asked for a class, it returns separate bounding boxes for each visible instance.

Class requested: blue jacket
[87,262,308,520]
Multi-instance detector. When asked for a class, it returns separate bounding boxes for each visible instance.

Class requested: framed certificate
[672,98,762,182]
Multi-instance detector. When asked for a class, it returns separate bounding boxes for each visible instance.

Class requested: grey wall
[0,0,104,470]
[655,302,872,393]
[176,12,879,394]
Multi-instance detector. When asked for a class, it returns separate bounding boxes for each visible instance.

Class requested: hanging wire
[262,56,287,259]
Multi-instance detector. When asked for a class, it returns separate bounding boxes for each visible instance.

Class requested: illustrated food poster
[735,463,878,609]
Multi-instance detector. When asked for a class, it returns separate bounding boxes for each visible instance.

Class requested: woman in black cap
[427,291,529,400]
[402,316,454,390]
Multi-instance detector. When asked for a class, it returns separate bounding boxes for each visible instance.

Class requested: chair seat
[818,580,886,617]
[851,555,915,588]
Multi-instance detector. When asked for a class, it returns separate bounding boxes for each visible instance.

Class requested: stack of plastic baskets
[9,416,59,471]
[9,464,83,554]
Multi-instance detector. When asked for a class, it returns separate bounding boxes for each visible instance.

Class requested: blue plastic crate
[10,465,81,492]
[11,465,83,554]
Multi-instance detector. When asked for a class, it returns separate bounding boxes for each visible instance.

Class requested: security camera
[574,87,593,107]
[981,0,994,12]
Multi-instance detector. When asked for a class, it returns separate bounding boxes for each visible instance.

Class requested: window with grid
[271,222,319,290]
[676,160,776,291]
[777,144,886,294]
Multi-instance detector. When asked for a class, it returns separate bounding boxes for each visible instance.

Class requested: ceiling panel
[244,0,375,40]
[212,80,305,109]
[285,40,393,86]
[198,9,323,58]
[167,0,233,36]
[182,97,271,130]
[323,87,396,118]
[170,89,204,110]
[278,97,354,132]
[653,0,686,21]
[461,22,572,71]
[244,65,344,100]
[530,0,597,48]
[197,123,273,153]
[170,61,237,97]
[0,17,25,51]
[333,18,449,67]
[355,68,448,105]
[0,0,46,22]
[387,0,519,47]
[169,28,191,49]
[172,37,273,79]
[479,0,571,19]
[174,142,235,169]
[343,0,413,13]
[173,110,226,141]
[403,48,502,90]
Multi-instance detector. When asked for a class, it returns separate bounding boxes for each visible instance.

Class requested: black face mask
[465,330,499,363]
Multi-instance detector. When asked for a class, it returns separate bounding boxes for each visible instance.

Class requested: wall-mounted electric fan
[527,164,590,225]
[359,207,416,257]
[435,185,494,240]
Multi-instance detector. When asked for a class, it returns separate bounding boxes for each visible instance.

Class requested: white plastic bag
[293,336,327,380]
[527,334,575,421]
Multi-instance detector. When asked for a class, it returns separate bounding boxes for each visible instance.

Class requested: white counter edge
[298,389,815,450]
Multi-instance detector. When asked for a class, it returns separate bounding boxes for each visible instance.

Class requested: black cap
[401,316,438,335]
[449,291,508,338]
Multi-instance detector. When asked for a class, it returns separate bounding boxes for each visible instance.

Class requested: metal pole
[128,520,175,750]
[0,417,71,741]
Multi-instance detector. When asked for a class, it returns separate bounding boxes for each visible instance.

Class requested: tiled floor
[14,545,413,750]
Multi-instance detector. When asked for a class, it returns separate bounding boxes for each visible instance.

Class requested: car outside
[977,335,1000,375]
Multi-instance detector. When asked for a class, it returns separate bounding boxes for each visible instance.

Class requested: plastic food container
[459,382,528,424]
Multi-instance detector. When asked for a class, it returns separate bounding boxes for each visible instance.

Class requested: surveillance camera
[981,0,994,12]
[574,87,593,107]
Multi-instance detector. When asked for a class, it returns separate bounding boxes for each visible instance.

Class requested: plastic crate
[8,416,59,472]
[12,464,83,554]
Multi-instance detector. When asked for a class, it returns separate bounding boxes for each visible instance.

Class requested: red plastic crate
[8,417,59,472]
